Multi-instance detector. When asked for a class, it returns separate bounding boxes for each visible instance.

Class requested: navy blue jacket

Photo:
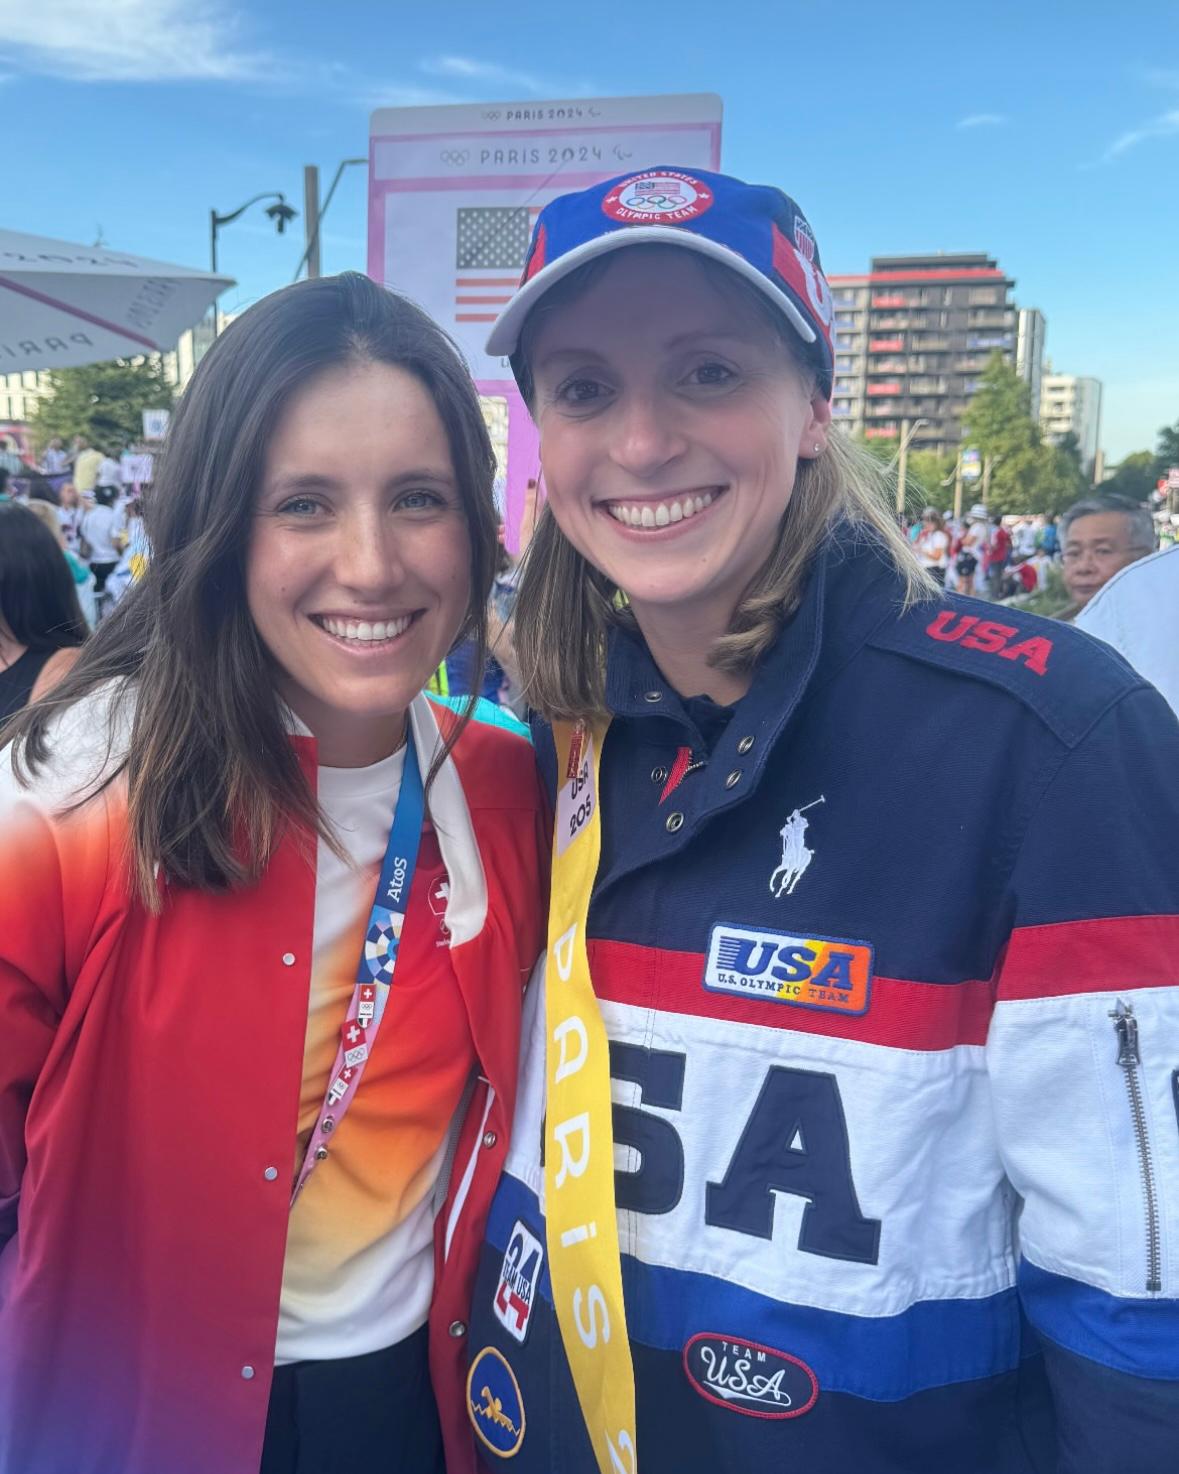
[465,530,1179,1474]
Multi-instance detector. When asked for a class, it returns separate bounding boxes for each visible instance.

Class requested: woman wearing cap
[457,168,1179,1474]
[0,274,547,1474]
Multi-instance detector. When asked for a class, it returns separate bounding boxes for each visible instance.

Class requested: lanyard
[545,719,638,1474]
[291,731,426,1207]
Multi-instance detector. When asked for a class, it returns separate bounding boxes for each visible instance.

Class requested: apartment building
[1015,308,1047,419]
[0,370,51,451]
[1040,372,1102,479]
[828,253,1017,456]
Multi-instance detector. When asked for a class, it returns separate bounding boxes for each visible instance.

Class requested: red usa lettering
[925,611,1052,676]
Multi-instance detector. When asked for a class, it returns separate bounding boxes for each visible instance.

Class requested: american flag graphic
[454,204,542,325]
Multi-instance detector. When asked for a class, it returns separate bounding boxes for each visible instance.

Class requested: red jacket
[0,690,547,1474]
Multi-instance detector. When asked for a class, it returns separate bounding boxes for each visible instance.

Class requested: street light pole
[894,417,929,516]
[292,157,368,283]
[981,453,1002,507]
[209,191,298,333]
[303,166,321,279]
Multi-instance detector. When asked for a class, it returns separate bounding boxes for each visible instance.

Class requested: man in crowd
[1060,493,1155,614]
[0,438,24,478]
[72,435,103,498]
[40,438,69,474]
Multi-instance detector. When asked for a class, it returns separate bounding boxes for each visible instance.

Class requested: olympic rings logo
[440,150,470,166]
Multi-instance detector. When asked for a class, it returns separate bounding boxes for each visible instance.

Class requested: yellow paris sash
[545,719,638,1474]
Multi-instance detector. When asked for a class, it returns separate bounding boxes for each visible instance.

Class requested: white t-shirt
[916,528,950,571]
[97,455,122,488]
[79,503,125,563]
[275,744,473,1364]
[1075,546,1179,717]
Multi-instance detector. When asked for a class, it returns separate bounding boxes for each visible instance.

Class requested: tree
[850,433,955,518]
[29,358,175,454]
[1155,418,1179,473]
[1102,450,1157,503]
[962,353,1040,461]
[962,354,1086,515]
[905,449,957,510]
[1054,430,1083,469]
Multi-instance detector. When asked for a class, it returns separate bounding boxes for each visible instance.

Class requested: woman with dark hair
[0,273,547,1474]
[0,502,87,720]
[458,171,1179,1474]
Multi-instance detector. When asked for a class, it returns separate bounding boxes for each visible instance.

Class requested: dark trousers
[89,560,118,593]
[260,1326,444,1474]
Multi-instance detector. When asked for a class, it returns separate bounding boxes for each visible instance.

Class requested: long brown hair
[511,249,934,722]
[4,273,498,907]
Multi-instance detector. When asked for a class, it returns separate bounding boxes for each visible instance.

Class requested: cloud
[362,81,466,111]
[956,113,1007,129]
[420,53,595,99]
[0,0,271,82]
[1101,107,1179,160]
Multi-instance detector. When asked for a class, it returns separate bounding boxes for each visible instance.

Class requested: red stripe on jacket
[995,914,1179,1001]
[588,939,995,1050]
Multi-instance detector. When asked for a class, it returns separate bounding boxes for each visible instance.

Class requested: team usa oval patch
[683,1333,819,1419]
[467,1346,526,1458]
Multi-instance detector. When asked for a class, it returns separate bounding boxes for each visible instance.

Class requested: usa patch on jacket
[704,924,873,1015]
[493,1218,544,1344]
[683,1333,819,1419]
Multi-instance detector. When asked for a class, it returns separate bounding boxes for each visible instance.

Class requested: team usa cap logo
[602,170,715,224]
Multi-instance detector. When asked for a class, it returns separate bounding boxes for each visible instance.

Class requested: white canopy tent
[0,228,234,371]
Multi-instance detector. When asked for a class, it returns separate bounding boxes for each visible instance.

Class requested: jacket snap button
[666,812,684,833]
[448,1320,467,1338]
[725,770,742,789]
[263,1167,278,1182]
[314,1146,329,1161]
[281,952,296,966]
[482,1130,498,1148]
[651,766,668,784]
[241,1365,255,1380]
[737,735,755,754]
[321,1117,335,1134]
[643,690,663,703]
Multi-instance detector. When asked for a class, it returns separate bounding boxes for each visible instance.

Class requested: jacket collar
[604,524,905,758]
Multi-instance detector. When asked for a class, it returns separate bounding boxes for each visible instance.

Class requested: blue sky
[2,0,1176,459]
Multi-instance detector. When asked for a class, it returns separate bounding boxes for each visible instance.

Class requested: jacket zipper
[1109,1000,1162,1293]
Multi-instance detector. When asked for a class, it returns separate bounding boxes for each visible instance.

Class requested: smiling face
[247,358,472,766]
[526,249,831,648]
